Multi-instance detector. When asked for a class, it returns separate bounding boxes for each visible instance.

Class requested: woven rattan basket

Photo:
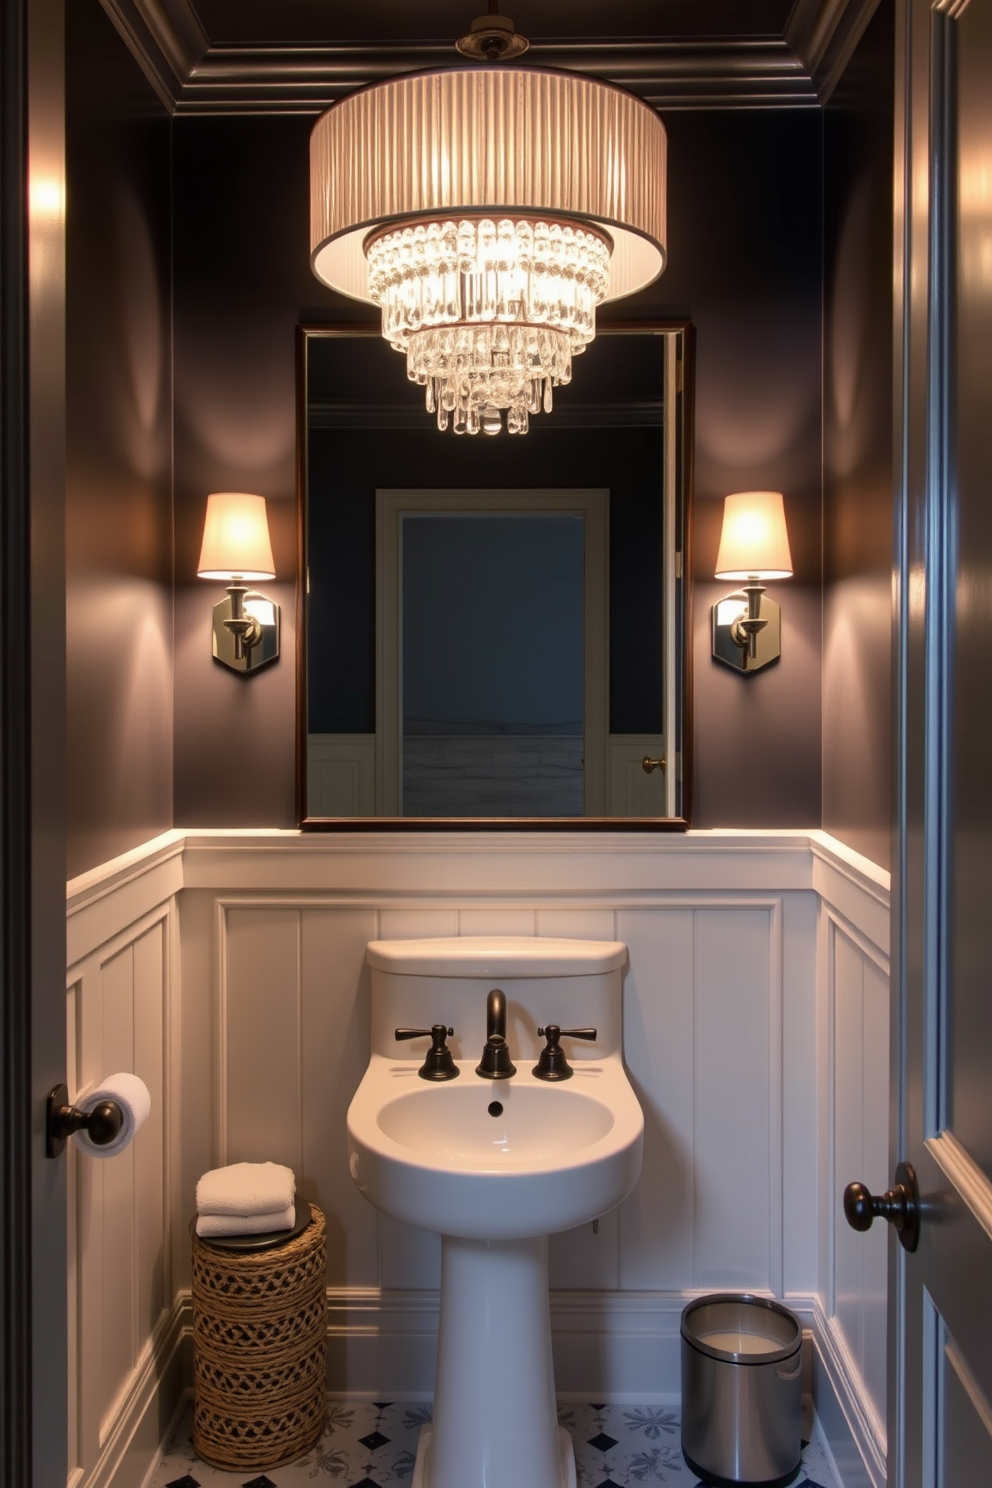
[192,1203,327,1469]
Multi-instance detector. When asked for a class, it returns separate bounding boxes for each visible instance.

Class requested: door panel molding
[927,1131,992,1242]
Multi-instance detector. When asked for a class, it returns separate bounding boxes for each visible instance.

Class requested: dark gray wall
[172,117,310,826]
[65,0,173,877]
[653,110,824,826]
[822,0,894,869]
[173,107,824,828]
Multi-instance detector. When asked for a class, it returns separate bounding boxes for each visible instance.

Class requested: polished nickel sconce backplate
[711,590,781,674]
[211,590,280,674]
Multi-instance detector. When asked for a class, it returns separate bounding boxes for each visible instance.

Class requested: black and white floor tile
[148,1398,842,1488]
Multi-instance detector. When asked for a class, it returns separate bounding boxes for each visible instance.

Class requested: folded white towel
[195,1202,296,1238]
[196,1161,296,1217]
[75,1072,151,1159]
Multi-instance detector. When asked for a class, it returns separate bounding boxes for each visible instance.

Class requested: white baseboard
[325,1286,886,1487]
[79,1296,188,1488]
[811,1299,887,1488]
[121,1289,884,1488]
[325,1287,823,1401]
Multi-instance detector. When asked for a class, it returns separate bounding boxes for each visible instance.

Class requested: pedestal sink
[347,937,644,1488]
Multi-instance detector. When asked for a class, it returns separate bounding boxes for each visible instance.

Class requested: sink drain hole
[488,1101,503,1117]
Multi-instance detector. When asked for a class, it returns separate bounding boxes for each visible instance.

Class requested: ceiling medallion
[309,9,667,435]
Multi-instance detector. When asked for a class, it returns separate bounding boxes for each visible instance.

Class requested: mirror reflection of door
[301,324,687,822]
[381,497,606,817]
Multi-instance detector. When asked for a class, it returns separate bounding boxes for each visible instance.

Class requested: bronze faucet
[475,988,516,1079]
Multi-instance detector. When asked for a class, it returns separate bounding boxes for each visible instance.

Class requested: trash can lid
[681,1293,801,1365]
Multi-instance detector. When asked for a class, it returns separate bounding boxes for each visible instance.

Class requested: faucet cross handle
[534,1025,598,1081]
[394,1024,459,1081]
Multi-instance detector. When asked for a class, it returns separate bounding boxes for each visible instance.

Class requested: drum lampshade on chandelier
[309,12,667,435]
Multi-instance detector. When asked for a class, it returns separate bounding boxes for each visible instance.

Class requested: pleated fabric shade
[310,67,667,304]
[310,64,667,434]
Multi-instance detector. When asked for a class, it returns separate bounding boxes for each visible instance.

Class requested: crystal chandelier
[310,13,667,434]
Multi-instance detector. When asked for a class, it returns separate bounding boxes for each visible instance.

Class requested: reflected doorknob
[843,1160,920,1252]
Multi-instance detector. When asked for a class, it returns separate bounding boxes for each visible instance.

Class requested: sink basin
[347,1057,643,1240]
[377,1082,614,1159]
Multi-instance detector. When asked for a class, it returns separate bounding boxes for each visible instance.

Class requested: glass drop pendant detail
[310,62,668,435]
[366,216,611,434]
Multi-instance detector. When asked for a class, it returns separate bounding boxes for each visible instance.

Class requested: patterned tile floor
[148,1397,843,1487]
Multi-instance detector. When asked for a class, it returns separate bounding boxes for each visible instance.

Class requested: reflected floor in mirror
[149,1397,842,1487]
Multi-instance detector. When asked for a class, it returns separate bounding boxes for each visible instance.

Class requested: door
[893,1,992,1482]
[375,489,609,817]
[4,0,72,1482]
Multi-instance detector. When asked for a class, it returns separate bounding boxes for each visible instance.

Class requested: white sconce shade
[197,493,280,675]
[712,491,792,675]
[197,493,276,580]
[714,491,793,580]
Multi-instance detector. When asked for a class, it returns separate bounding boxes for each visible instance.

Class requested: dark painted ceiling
[103,0,880,112]
[189,0,797,47]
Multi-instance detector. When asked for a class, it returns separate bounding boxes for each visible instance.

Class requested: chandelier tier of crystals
[309,10,667,434]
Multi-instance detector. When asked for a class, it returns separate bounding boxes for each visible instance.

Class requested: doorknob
[641,756,665,774]
[843,1161,920,1252]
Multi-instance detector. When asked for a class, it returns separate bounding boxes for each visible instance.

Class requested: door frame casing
[1,0,35,1480]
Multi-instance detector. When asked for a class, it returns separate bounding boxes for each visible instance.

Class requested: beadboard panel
[693,906,775,1291]
[299,909,381,1290]
[220,907,302,1169]
[816,902,890,1486]
[65,890,179,1488]
[617,908,697,1290]
[205,895,810,1308]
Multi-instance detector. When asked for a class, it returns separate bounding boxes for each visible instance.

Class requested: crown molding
[99,0,207,111]
[785,0,882,102]
[177,39,817,114]
[100,0,876,115]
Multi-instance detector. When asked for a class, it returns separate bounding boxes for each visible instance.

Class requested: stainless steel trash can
[681,1294,802,1487]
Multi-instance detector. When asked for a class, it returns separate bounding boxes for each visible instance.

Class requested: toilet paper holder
[46,1083,123,1158]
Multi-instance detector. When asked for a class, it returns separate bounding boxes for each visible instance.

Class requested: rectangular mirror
[297,321,693,828]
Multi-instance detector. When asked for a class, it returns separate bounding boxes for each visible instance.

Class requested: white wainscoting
[812,843,891,1488]
[66,834,185,1488]
[65,828,888,1488]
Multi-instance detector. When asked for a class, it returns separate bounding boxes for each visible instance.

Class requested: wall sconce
[197,492,280,675]
[711,491,793,675]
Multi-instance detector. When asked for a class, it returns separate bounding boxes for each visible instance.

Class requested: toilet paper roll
[74,1072,151,1158]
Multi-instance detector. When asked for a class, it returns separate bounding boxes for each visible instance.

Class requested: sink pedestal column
[412,1233,575,1488]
